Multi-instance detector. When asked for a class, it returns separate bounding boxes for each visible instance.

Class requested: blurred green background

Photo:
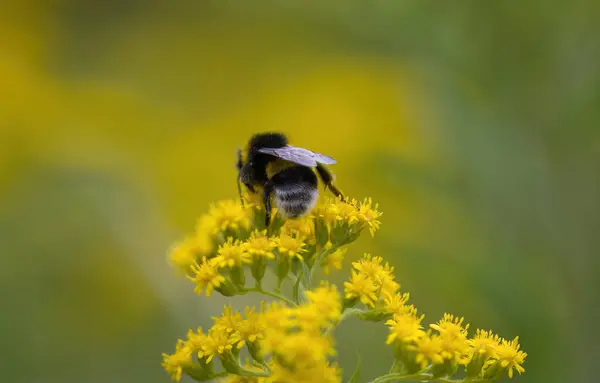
[1,1,598,382]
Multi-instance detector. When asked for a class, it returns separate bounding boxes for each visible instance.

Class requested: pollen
[187,257,226,296]
[244,230,276,259]
[214,238,252,268]
[275,232,307,260]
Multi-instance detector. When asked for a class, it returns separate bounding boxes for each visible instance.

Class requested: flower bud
[229,265,246,288]
[250,257,267,285]
[215,279,237,297]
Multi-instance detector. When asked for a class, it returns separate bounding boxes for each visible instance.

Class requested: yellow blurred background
[1,1,598,382]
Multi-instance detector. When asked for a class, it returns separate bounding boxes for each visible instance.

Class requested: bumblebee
[236,132,344,226]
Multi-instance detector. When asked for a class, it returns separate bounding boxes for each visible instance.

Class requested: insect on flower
[236,132,345,227]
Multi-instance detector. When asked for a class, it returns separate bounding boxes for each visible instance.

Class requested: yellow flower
[344,270,378,307]
[187,257,225,296]
[269,361,340,383]
[244,230,276,259]
[305,283,342,324]
[352,254,390,283]
[186,327,208,354]
[322,247,346,275]
[385,312,426,345]
[384,292,411,315]
[351,253,399,299]
[468,329,500,359]
[168,237,199,274]
[237,304,266,344]
[430,313,470,338]
[411,332,445,368]
[162,339,193,382]
[275,331,335,369]
[200,327,242,363]
[430,313,470,363]
[212,305,244,336]
[281,217,314,240]
[357,197,382,236]
[275,232,306,260]
[197,200,251,236]
[214,238,252,268]
[494,337,527,378]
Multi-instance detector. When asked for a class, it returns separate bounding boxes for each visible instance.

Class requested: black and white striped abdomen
[270,165,319,219]
[274,185,319,218]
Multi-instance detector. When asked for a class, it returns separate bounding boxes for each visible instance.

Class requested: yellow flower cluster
[163,194,526,383]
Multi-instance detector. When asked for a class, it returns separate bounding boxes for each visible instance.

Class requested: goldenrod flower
[162,340,193,382]
[186,327,208,354]
[305,284,342,324]
[281,217,314,241]
[237,305,266,344]
[164,192,527,383]
[214,238,252,268]
[356,197,382,236]
[187,257,226,296]
[385,312,426,345]
[344,270,378,307]
[411,332,445,368]
[469,329,500,359]
[352,254,391,283]
[200,327,242,363]
[275,332,335,369]
[492,337,527,378]
[384,292,411,315]
[430,313,470,338]
[275,232,306,260]
[322,247,346,275]
[198,200,251,237]
[269,361,340,383]
[244,230,276,259]
[212,305,244,336]
[168,237,199,274]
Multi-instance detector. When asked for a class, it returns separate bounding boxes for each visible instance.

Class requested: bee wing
[257,146,337,167]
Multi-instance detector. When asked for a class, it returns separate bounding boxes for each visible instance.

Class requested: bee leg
[263,181,274,227]
[236,148,243,171]
[237,176,244,206]
[236,149,245,206]
[316,163,345,201]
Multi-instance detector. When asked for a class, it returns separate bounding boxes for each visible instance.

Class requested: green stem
[308,247,332,288]
[325,308,364,335]
[369,373,490,383]
[239,287,297,306]
[238,366,269,377]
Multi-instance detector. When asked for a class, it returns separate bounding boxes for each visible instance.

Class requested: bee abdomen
[275,188,319,218]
